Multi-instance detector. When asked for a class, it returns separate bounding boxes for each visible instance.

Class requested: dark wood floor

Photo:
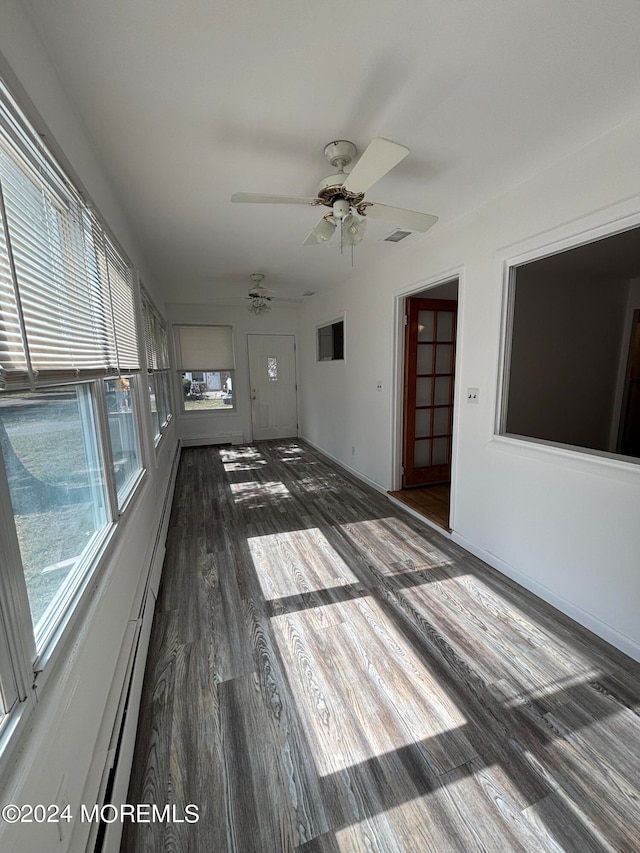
[122,441,640,852]
[388,484,451,531]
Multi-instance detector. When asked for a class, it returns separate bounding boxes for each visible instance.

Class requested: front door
[403,297,457,486]
[248,334,298,440]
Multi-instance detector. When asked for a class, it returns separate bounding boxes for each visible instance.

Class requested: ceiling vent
[383,229,412,243]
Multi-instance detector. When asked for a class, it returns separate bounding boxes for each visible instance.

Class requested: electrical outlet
[376,380,383,392]
[467,387,479,404]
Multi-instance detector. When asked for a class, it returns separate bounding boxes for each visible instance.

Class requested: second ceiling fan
[231,138,438,247]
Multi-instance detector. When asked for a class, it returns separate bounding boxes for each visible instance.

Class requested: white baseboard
[181,433,243,447]
[299,435,387,495]
[451,531,640,663]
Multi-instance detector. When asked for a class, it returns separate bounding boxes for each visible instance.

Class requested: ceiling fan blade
[231,192,319,205]
[248,287,275,297]
[303,215,337,245]
[366,202,438,233]
[343,138,409,194]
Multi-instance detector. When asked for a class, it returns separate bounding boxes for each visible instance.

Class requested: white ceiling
[21,0,640,303]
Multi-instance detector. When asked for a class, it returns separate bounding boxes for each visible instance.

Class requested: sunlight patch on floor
[223,459,268,472]
[339,517,454,573]
[248,526,360,600]
[219,446,265,464]
[229,480,291,507]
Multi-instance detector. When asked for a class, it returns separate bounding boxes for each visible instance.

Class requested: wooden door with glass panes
[403,297,457,486]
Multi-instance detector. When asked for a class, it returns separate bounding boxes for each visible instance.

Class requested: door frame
[246,332,299,442]
[391,267,465,530]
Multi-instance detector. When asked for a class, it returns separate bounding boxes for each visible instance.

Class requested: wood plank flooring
[388,484,451,531]
[122,441,640,852]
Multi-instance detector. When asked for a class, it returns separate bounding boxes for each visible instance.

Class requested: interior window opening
[501,226,640,461]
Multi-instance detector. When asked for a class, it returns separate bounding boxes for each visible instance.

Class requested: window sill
[493,433,640,479]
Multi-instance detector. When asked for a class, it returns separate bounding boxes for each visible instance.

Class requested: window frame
[140,285,173,447]
[496,227,640,468]
[174,324,237,415]
[316,316,345,362]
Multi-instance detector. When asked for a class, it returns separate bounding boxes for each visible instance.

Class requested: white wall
[0,4,179,851]
[167,301,299,445]
[299,113,640,661]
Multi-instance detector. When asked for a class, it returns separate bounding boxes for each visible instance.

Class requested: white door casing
[248,334,298,440]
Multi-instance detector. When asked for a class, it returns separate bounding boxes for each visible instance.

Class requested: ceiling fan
[247,273,274,314]
[231,138,438,247]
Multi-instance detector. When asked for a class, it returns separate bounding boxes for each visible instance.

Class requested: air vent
[383,229,412,243]
[302,291,318,297]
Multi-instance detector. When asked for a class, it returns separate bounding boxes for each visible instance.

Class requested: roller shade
[174,325,235,371]
[0,79,139,390]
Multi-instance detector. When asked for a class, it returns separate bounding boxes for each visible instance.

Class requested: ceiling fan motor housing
[323,140,357,169]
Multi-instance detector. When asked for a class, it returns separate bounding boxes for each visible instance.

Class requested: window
[104,377,142,507]
[500,227,640,461]
[0,76,145,725]
[141,285,172,443]
[317,319,344,361]
[0,387,108,645]
[174,325,235,411]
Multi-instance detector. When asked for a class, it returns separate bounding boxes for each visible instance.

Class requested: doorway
[391,279,459,531]
[248,334,298,440]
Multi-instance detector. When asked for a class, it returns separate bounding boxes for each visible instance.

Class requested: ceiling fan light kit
[231,137,438,256]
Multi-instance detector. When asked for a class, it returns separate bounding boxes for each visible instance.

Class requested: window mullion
[92,380,119,522]
[0,448,36,707]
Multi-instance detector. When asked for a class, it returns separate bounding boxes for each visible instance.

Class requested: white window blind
[174,325,235,371]
[141,285,170,372]
[0,80,139,390]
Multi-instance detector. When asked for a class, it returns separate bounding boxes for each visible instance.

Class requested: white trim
[315,313,345,363]
[181,433,244,447]
[493,433,640,476]
[494,202,640,472]
[390,267,464,531]
[451,531,640,663]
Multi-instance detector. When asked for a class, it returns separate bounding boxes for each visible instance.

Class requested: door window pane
[434,377,451,405]
[0,386,108,639]
[436,312,454,342]
[417,344,433,374]
[414,439,431,467]
[417,311,435,342]
[415,409,431,439]
[433,407,450,436]
[415,377,432,407]
[104,377,142,506]
[435,344,453,374]
[267,357,278,381]
[433,437,450,465]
